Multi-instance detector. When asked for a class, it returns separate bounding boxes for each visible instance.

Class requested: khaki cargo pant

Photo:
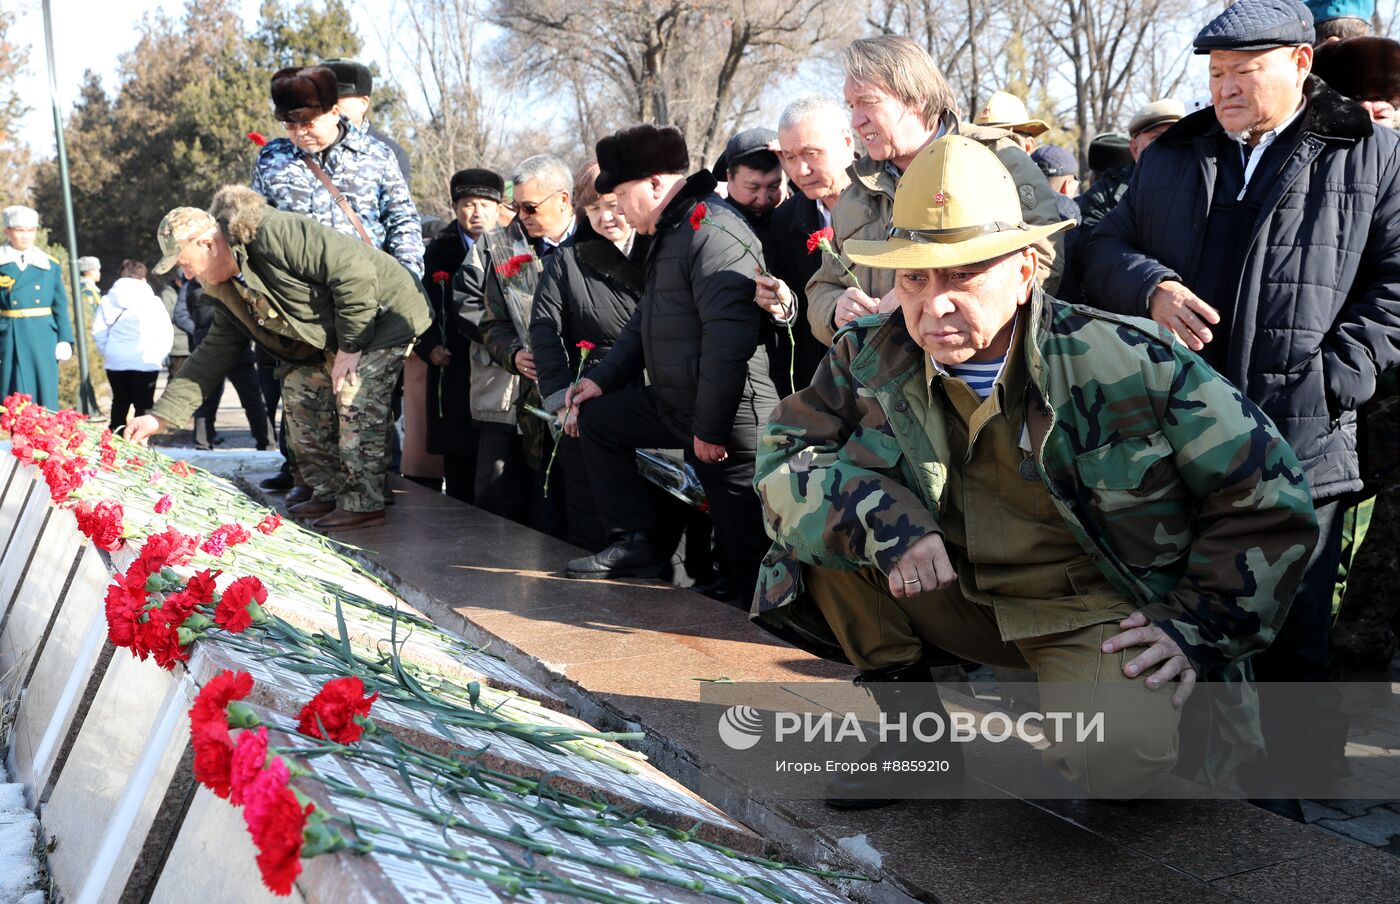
[805,565,1181,799]
[282,346,408,513]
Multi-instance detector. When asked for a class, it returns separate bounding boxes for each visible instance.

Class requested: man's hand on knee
[1102,611,1197,707]
[888,533,957,599]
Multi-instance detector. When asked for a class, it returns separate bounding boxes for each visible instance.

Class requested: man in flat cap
[755,135,1317,806]
[712,128,784,246]
[127,187,431,531]
[322,58,411,183]
[251,65,423,277]
[563,124,779,597]
[974,90,1050,154]
[416,168,507,502]
[0,206,73,408]
[1081,0,1400,805]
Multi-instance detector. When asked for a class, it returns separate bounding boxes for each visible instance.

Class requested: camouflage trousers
[283,346,408,512]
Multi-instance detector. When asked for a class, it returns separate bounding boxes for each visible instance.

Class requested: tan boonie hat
[1127,98,1186,138]
[153,207,217,274]
[974,90,1050,136]
[843,135,1074,271]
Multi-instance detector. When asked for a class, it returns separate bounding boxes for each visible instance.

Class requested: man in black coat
[565,124,780,600]
[416,168,502,501]
[1080,0,1400,800]
[754,96,857,396]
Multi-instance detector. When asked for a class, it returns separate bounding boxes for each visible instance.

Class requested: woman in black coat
[529,162,651,551]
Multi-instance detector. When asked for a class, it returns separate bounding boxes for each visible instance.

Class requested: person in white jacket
[93,259,174,432]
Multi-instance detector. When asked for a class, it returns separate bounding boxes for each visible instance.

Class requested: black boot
[565,531,671,580]
[825,663,966,810]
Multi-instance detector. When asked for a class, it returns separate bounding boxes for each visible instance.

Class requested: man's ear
[1018,247,1038,301]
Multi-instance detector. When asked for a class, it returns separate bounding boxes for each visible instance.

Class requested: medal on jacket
[1019,455,1039,481]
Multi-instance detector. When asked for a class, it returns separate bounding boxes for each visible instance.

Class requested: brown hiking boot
[288,498,335,518]
[312,508,386,531]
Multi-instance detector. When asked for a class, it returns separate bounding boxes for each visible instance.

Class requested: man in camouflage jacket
[755,136,1318,804]
[252,66,423,276]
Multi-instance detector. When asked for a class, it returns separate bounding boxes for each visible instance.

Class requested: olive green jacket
[152,186,430,427]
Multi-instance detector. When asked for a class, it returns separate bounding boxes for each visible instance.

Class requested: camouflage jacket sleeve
[377,163,425,277]
[1135,346,1318,670]
[755,328,941,574]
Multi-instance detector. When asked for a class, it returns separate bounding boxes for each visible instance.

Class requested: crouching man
[752,136,1318,805]
[127,186,431,530]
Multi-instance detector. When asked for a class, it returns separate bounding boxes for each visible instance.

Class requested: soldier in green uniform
[77,256,101,316]
[753,137,1319,804]
[0,206,74,408]
[126,186,431,531]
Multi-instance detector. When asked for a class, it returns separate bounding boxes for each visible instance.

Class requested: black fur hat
[270,66,339,123]
[595,125,689,194]
[1313,37,1400,104]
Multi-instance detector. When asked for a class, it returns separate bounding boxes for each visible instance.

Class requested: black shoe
[286,485,314,505]
[565,532,671,580]
[825,664,966,809]
[259,472,295,492]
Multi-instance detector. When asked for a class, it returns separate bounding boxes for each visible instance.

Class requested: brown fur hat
[270,66,339,123]
[1313,37,1400,104]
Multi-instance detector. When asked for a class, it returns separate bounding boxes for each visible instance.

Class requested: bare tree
[375,0,507,218]
[487,0,843,166]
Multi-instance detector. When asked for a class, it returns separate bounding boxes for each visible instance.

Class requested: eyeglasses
[512,189,563,216]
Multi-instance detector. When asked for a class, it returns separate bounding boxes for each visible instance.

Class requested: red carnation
[229,725,272,805]
[104,577,146,648]
[185,569,220,605]
[216,575,268,633]
[296,676,378,744]
[74,499,125,551]
[189,670,254,799]
[690,202,708,231]
[242,756,311,895]
[99,446,117,470]
[806,226,835,254]
[170,460,193,477]
[576,340,596,352]
[154,493,174,514]
[256,512,283,535]
[430,270,450,284]
[140,525,201,571]
[247,131,268,147]
[494,253,533,279]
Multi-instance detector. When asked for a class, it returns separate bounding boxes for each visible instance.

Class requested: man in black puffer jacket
[1080,0,1400,801]
[564,124,779,601]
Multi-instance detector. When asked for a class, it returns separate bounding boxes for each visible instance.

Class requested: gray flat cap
[1194,0,1314,54]
[711,128,779,181]
[77,256,101,273]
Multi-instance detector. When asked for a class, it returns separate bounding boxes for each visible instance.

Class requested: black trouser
[106,370,159,432]
[255,360,291,463]
[1251,497,1349,780]
[194,360,272,449]
[443,451,477,504]
[475,423,530,525]
[553,435,604,551]
[577,384,771,597]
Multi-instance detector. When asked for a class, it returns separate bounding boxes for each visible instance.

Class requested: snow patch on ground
[0,762,44,903]
[836,832,884,871]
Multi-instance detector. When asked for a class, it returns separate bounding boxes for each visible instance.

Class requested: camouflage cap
[153,207,216,275]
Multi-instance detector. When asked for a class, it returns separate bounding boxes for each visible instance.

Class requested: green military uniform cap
[154,207,218,275]
[843,135,1074,271]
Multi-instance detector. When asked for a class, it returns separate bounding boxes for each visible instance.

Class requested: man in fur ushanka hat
[1312,36,1400,127]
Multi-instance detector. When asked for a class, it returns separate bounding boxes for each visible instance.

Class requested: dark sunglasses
[513,189,563,216]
